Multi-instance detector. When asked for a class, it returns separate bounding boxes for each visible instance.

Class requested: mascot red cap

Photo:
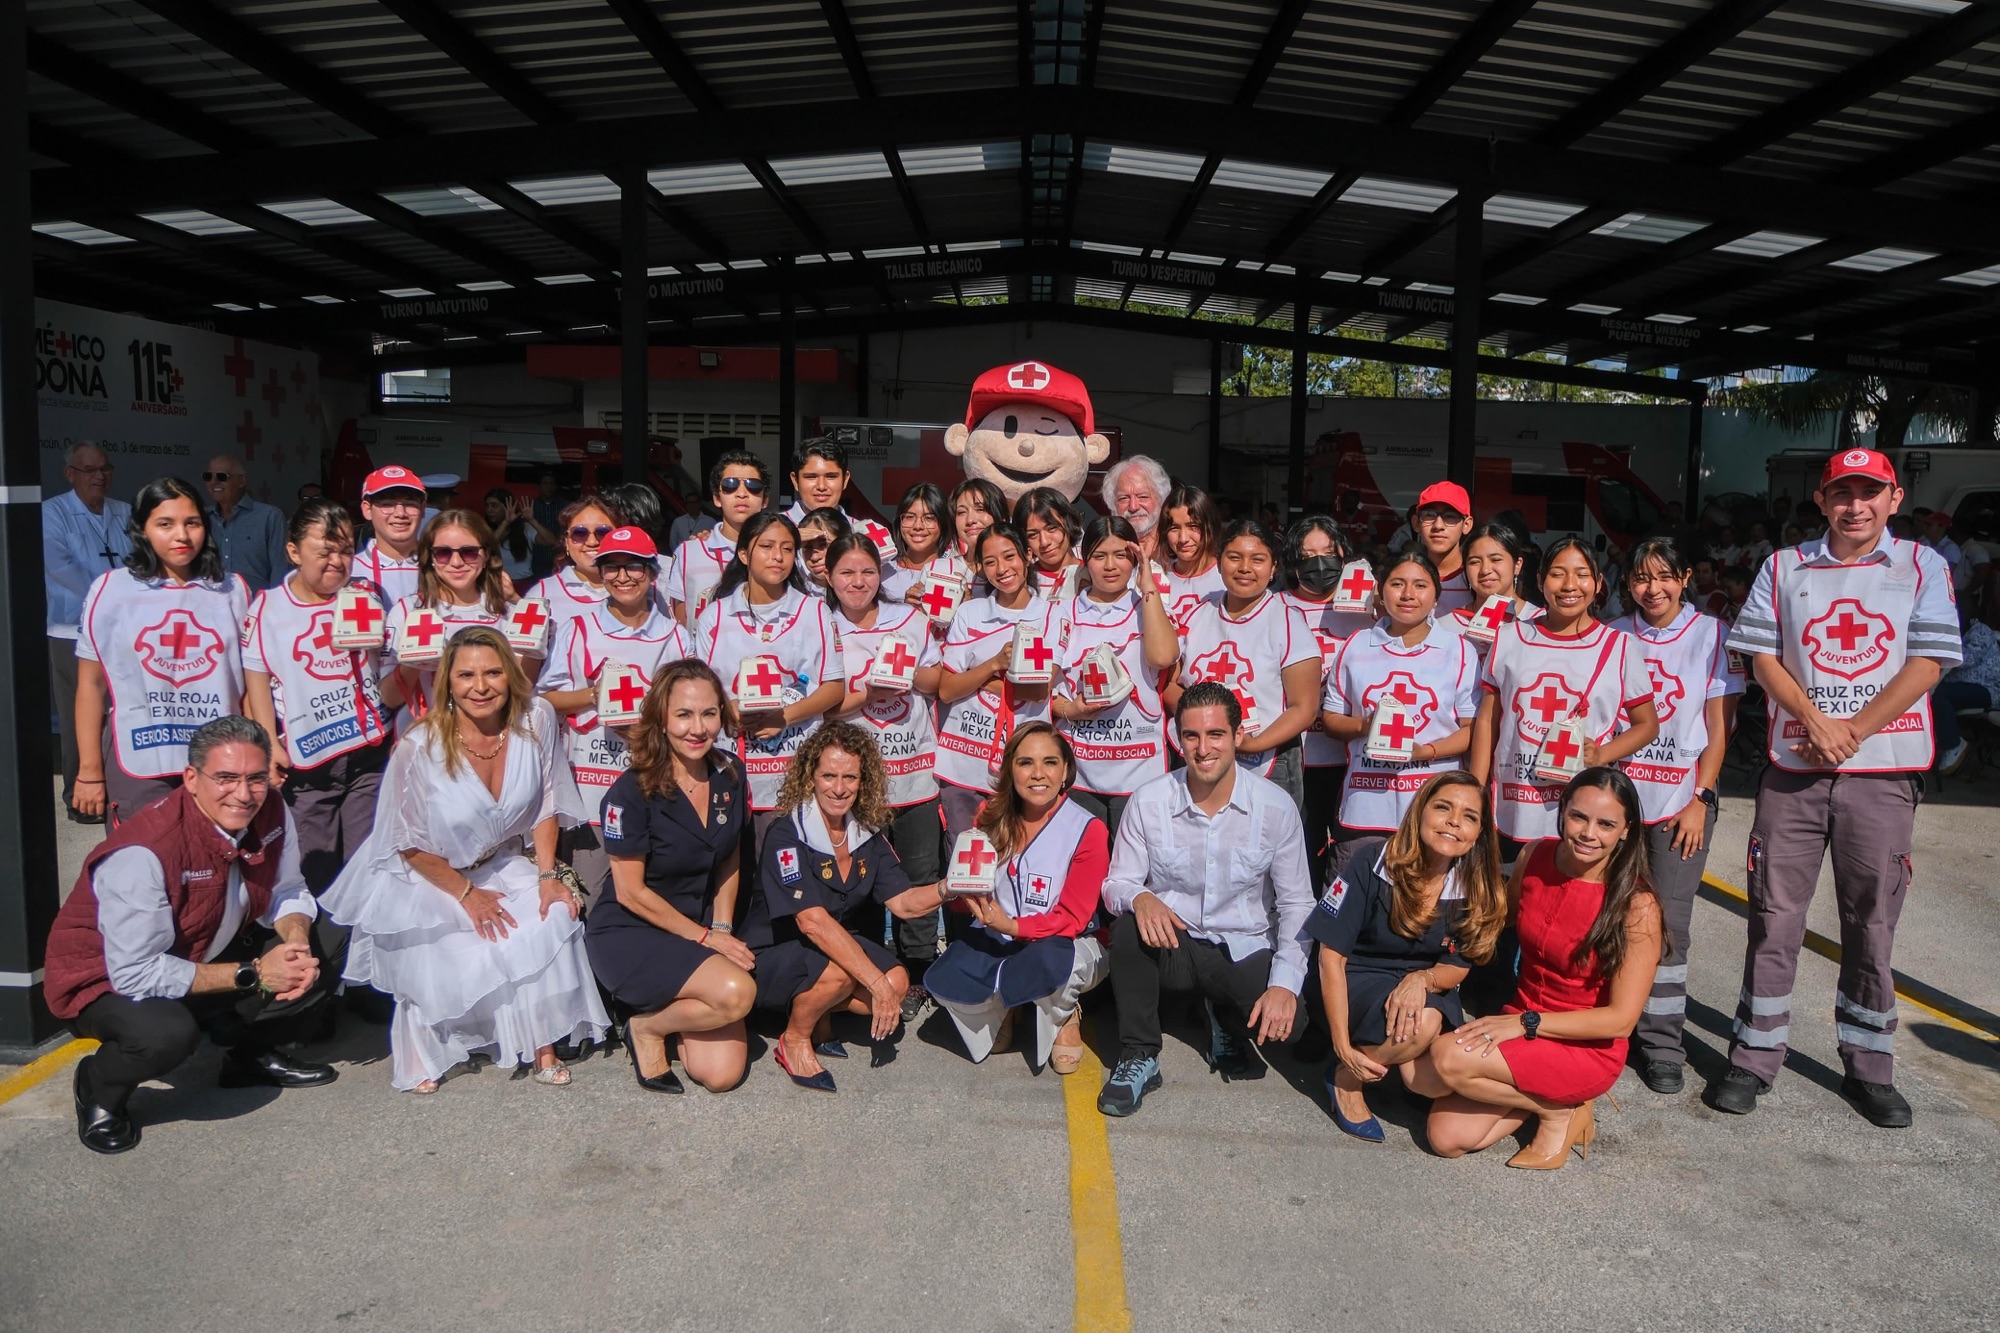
[945,359,1110,507]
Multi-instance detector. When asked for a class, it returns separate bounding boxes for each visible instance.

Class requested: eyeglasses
[598,560,652,579]
[68,464,113,477]
[201,471,242,482]
[368,497,423,512]
[196,769,270,793]
[432,546,487,565]
[568,525,613,543]
[717,477,767,496]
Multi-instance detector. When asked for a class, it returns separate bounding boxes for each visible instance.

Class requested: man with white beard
[1102,455,1171,565]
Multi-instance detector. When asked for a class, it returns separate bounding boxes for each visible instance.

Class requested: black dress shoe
[66,805,105,826]
[1638,1059,1685,1094]
[218,1047,338,1089]
[73,1058,139,1155]
[1840,1076,1913,1128]
[1708,1065,1769,1115]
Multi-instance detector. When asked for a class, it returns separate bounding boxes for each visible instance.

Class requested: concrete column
[619,163,649,487]
[1447,192,1487,490]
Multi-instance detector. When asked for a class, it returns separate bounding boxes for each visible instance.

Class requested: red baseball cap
[964,360,1095,436]
[596,526,658,561]
[362,465,426,498]
[1415,481,1471,517]
[1819,447,1898,489]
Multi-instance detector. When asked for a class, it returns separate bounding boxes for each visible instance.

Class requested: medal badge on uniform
[504,596,552,655]
[1006,622,1057,685]
[1365,693,1419,763]
[396,606,449,666]
[1533,717,1591,783]
[734,654,789,711]
[941,830,1000,899]
[1074,643,1134,709]
[864,633,921,692]
[595,660,651,726]
[915,568,967,628]
[1330,559,1378,613]
[330,586,387,651]
[1462,594,1513,646]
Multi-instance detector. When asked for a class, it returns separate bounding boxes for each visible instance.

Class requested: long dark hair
[1217,517,1282,592]
[126,477,224,582]
[712,511,805,602]
[895,483,948,561]
[1381,771,1504,963]
[1624,534,1690,597]
[1012,486,1082,554]
[1556,767,1663,977]
[972,521,1031,572]
[975,721,1079,858]
[1462,520,1530,600]
[1165,483,1223,570]
[823,532,881,611]
[602,482,667,547]
[1539,533,1602,620]
[1283,514,1349,592]
[626,658,739,800]
[947,477,1008,552]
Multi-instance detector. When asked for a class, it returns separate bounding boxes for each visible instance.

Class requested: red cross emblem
[1311,628,1344,663]
[1338,565,1376,603]
[136,610,225,685]
[744,659,786,695]
[261,367,287,418]
[1378,710,1418,751]
[956,838,998,877]
[1080,659,1110,697]
[55,330,73,358]
[1802,599,1894,680]
[1362,671,1438,732]
[1194,645,1250,686]
[607,670,647,714]
[293,612,351,682]
[169,368,185,393]
[340,597,382,635]
[878,639,918,678]
[1541,726,1582,770]
[1475,599,1510,632]
[920,580,959,619]
[862,520,892,551]
[223,338,255,396]
[403,612,445,648]
[1646,660,1685,724]
[1512,672,1583,744]
[1005,361,1050,391]
[510,601,549,637]
[1020,635,1054,672]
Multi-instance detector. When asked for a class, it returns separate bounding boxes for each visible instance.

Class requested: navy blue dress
[1305,837,1469,1047]
[584,755,747,1012]
[752,812,913,1010]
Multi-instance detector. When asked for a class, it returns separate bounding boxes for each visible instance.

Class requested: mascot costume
[945,360,1108,510]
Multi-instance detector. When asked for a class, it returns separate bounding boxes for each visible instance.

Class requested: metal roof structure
[24,0,2000,386]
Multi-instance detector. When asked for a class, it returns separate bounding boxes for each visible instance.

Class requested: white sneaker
[1940,738,1970,775]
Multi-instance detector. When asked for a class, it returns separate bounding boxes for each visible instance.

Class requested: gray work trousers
[284,740,391,893]
[1635,804,1713,1068]
[50,637,80,806]
[1730,768,1918,1087]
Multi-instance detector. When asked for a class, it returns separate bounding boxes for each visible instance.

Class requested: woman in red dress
[1406,767,1663,1169]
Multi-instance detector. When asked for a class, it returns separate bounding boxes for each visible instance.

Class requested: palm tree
[1714,371,1974,448]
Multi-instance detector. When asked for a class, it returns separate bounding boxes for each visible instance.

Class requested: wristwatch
[1696,787,1719,809]
[1521,1010,1541,1041]
[234,959,260,993]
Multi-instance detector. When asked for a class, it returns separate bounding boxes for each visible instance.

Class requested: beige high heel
[1506,1100,1595,1170]
[1049,1013,1084,1075]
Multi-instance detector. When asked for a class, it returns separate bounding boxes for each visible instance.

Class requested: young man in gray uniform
[1713,449,1961,1127]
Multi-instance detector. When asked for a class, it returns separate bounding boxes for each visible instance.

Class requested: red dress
[1499,841,1626,1104]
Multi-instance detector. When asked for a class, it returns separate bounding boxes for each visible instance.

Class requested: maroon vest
[43,787,289,1020]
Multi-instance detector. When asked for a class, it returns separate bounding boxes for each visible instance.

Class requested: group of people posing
[47,440,1958,1173]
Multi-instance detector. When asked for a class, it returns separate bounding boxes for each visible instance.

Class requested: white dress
[322,697,609,1089]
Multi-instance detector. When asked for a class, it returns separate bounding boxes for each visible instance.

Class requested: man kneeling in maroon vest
[45,715,339,1154]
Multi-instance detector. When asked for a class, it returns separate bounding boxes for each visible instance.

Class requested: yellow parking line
[1061,1040,1132,1333]
[0,1038,96,1108]
[1700,873,2000,1044]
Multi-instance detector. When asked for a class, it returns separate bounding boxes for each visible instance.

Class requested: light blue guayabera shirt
[44,489,133,637]
[207,495,291,592]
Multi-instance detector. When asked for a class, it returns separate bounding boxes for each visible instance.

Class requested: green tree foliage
[1712,370,1975,448]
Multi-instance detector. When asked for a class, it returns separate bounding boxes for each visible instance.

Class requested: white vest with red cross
[382,594,514,731]
[549,605,692,821]
[839,604,942,808]
[1176,591,1315,778]
[1327,623,1480,831]
[1611,606,1743,822]
[1058,591,1168,797]
[528,567,609,654]
[356,540,420,608]
[1765,542,1950,774]
[240,578,391,769]
[1284,591,1377,767]
[78,570,251,781]
[1163,560,1225,628]
[992,797,1097,924]
[1480,618,1653,841]
[692,586,840,810]
[936,593,1065,794]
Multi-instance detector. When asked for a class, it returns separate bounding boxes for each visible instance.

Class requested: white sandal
[531,1061,572,1087]
[409,1078,440,1095]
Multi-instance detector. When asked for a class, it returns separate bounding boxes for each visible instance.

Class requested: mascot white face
[944,360,1111,509]
[945,406,1109,507]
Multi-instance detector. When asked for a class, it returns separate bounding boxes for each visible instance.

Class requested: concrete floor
[4,765,1998,1333]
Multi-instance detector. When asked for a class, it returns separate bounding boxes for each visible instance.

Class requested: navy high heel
[775,1039,837,1093]
[1326,1067,1385,1143]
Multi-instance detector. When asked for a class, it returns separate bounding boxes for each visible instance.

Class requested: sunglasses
[201,471,241,481]
[432,546,487,565]
[569,525,614,543]
[718,477,767,496]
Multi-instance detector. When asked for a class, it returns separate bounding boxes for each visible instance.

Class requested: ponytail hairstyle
[712,511,806,603]
[1556,766,1665,977]
[1381,771,1504,963]
[1375,548,1440,620]
[126,476,225,583]
[287,496,355,549]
